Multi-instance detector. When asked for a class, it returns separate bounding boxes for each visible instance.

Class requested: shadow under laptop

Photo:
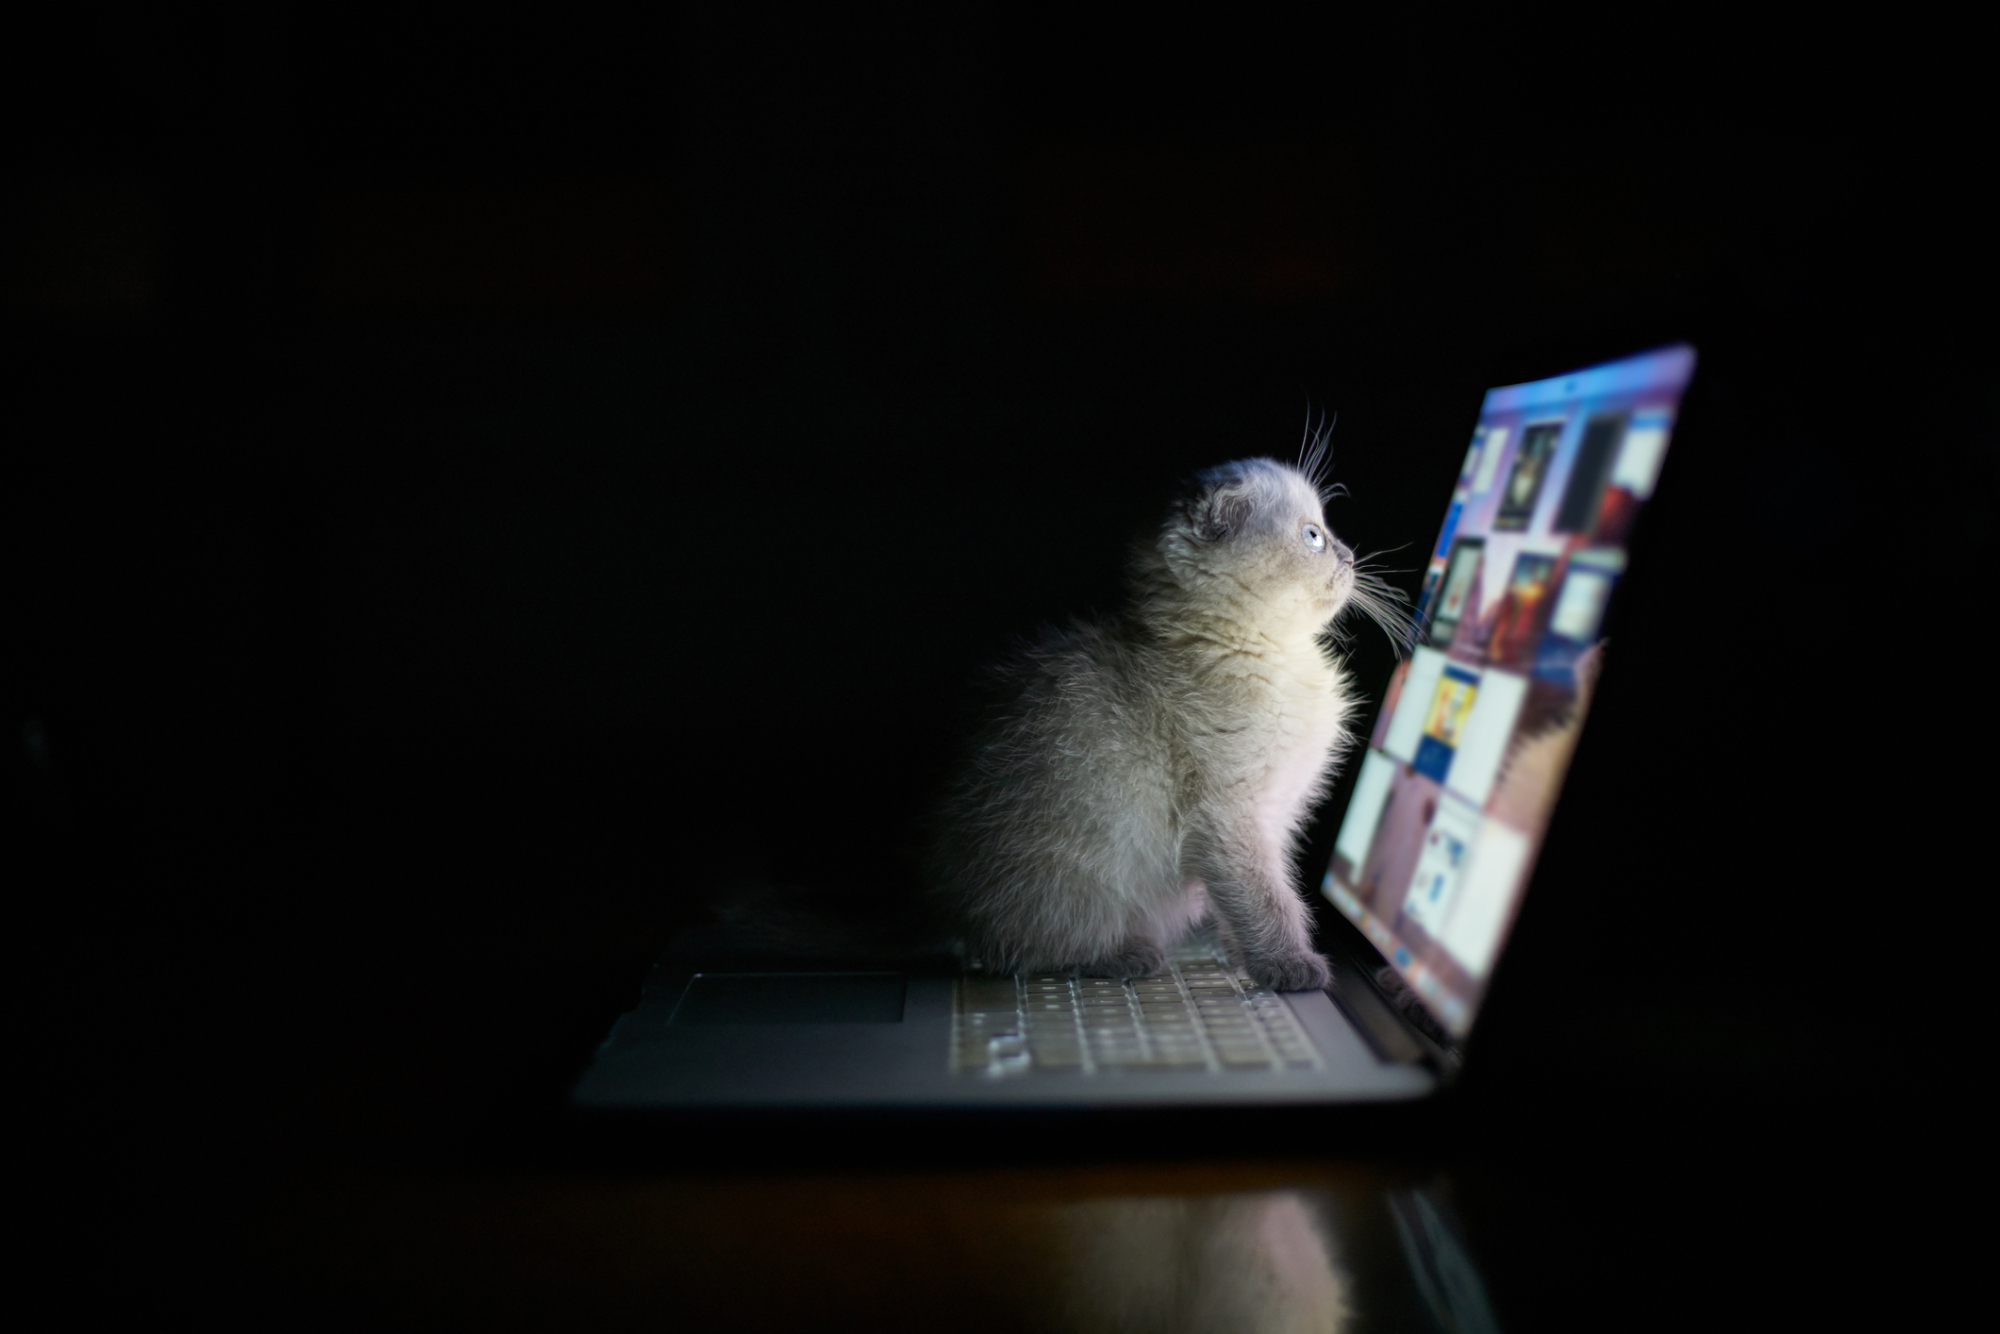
[563,1099,1463,1176]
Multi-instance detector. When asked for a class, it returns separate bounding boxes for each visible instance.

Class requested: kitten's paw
[1248,950,1332,993]
[1080,940,1170,980]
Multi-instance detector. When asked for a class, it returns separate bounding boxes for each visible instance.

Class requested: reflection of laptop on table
[573,344,1697,1112]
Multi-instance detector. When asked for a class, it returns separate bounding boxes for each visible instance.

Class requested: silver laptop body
[573,345,1696,1113]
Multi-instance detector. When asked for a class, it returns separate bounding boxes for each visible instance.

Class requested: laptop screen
[1323,344,1696,1038]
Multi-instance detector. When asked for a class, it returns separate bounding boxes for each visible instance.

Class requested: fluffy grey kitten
[929,452,1408,991]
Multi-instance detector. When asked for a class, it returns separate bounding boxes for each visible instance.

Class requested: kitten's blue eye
[1302,523,1327,552]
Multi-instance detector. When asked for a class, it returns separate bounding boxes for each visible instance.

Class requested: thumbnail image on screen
[1323,345,1695,1038]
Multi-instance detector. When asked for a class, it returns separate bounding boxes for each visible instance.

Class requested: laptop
[572,343,1698,1112]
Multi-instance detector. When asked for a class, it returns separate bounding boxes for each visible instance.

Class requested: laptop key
[961,978,1020,1013]
[952,945,1327,1076]
[1030,1049,1085,1070]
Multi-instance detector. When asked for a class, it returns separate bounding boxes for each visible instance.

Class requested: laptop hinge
[1322,944,1463,1082]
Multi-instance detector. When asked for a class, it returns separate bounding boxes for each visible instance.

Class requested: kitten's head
[1148,458,1411,650]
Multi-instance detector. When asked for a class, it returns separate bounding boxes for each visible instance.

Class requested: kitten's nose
[1331,539,1354,567]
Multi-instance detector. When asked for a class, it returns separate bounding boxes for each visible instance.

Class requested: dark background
[8,8,1988,1322]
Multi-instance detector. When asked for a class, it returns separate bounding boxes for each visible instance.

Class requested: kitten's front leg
[1184,819,1330,992]
[1078,937,1169,980]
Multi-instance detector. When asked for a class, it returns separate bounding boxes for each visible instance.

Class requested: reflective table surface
[73,935,1926,1331]
[142,1040,1907,1332]
[246,1158,1494,1331]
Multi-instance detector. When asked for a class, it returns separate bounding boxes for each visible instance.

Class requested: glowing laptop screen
[1324,344,1696,1037]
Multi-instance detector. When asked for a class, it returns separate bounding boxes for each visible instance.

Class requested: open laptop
[572,343,1697,1111]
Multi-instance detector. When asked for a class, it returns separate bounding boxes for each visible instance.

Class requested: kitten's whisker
[1341,569,1421,657]
[1298,403,1325,484]
[1296,407,1337,494]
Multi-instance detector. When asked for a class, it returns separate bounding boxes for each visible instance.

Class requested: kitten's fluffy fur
[930,454,1407,991]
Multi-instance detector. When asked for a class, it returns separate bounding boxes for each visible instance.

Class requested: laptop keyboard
[950,940,1323,1077]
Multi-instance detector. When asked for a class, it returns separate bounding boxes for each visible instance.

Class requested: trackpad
[672,972,907,1024]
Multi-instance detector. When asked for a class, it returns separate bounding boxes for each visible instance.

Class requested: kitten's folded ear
[1180,466,1257,543]
[1154,464,1262,584]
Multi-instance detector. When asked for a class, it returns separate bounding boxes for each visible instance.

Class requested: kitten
[929,453,1409,991]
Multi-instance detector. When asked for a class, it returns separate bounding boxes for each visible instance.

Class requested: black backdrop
[9,12,1989,1187]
